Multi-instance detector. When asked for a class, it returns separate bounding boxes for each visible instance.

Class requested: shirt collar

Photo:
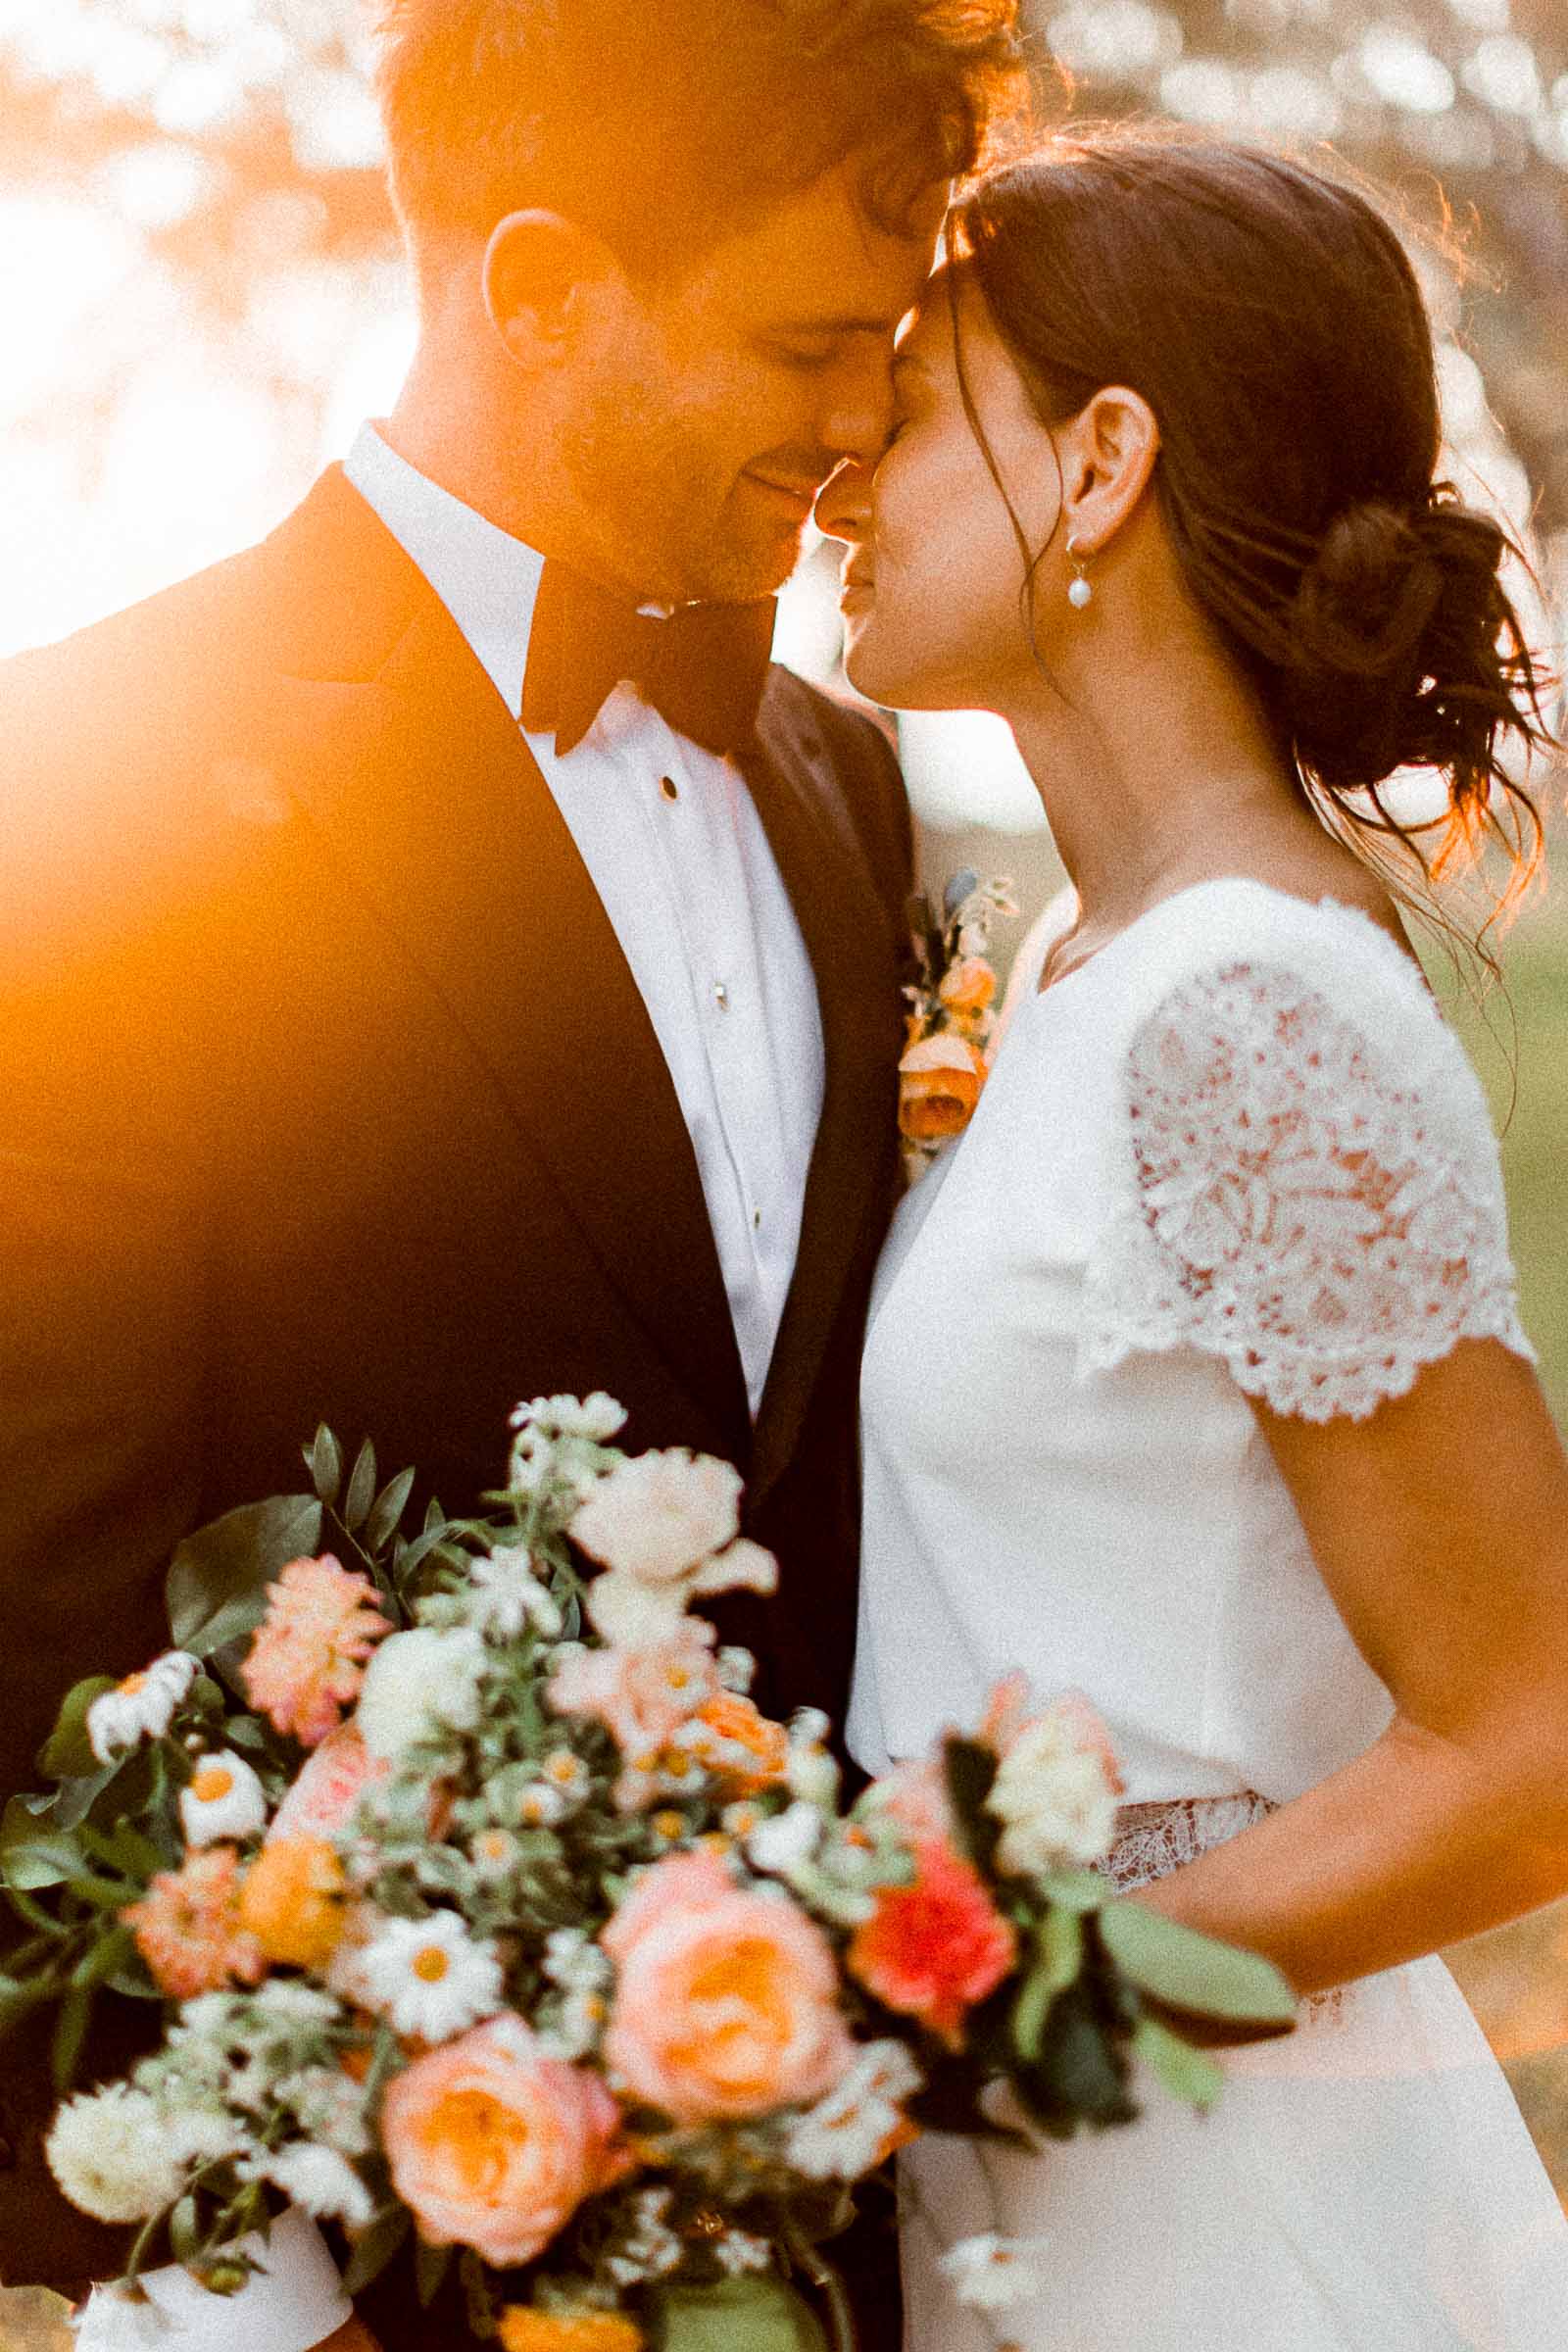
[341,421,544,720]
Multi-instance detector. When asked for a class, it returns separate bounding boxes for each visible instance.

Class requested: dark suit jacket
[0,467,911,2339]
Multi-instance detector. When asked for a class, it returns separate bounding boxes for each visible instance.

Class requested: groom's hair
[373,0,1025,278]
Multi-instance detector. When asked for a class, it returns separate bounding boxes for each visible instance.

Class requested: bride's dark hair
[951,127,1557,962]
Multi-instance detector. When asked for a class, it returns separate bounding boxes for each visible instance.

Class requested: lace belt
[1103,1790,1275,1893]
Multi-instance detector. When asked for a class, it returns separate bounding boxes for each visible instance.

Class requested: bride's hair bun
[1283,493,1512,801]
[956,131,1555,937]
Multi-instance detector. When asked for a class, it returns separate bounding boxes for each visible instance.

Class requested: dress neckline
[1023,874,1417,1021]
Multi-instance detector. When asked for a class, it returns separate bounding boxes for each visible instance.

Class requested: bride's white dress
[847,877,1568,2350]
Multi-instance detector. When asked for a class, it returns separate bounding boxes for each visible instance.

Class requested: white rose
[46,2084,187,2222]
[987,1706,1121,1876]
[571,1450,742,1583]
[353,1627,487,1761]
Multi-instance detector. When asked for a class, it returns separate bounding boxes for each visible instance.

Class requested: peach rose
[381,2019,629,2268]
[238,1836,348,1969]
[603,1851,854,2126]
[938,956,997,1018]
[898,1034,987,1143]
[270,1722,389,1844]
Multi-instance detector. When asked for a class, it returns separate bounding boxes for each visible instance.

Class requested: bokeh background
[3,0,1568,2207]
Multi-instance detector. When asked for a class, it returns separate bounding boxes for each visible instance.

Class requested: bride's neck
[1003,614,1304,939]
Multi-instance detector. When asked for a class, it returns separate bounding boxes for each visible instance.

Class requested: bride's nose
[813,458,872,546]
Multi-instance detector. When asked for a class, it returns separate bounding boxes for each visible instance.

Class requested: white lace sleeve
[1081,958,1535,1421]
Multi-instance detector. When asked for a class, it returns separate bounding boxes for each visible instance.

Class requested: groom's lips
[743,469,819,520]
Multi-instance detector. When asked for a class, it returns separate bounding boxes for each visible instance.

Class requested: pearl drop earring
[1066,536,1094,610]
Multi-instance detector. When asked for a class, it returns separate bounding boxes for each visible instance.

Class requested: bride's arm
[1133,1333,1568,1997]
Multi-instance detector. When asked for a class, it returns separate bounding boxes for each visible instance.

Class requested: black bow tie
[520,559,776,759]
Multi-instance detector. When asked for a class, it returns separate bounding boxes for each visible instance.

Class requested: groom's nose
[815,348,897,466]
[813,458,872,545]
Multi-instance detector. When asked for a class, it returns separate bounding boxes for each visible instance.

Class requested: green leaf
[0,1972,52,2036]
[1037,1867,1108,1914]
[1132,2013,1226,2112]
[39,1678,118,1782]
[1013,1980,1136,2134]
[166,1494,323,1658]
[941,1735,1001,1875]
[414,2238,453,2309]
[1,1801,84,1890]
[169,2194,202,2264]
[1014,1907,1083,2061]
[308,1424,343,1507]
[366,1468,416,1556]
[223,1716,268,1751]
[1098,1901,1297,2027]
[340,2207,410,2298]
[52,1982,93,2089]
[70,1924,139,1992]
[343,1440,378,1534]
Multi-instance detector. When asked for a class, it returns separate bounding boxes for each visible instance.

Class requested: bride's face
[816,266,1066,711]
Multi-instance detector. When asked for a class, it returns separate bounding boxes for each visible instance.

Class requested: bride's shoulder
[1115,875,1446,1068]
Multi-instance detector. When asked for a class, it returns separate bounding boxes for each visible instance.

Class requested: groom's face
[561,162,947,606]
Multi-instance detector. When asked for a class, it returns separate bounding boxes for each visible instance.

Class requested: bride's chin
[843,628,921,713]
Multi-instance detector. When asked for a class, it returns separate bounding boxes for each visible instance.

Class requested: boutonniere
[900,868,1017,1173]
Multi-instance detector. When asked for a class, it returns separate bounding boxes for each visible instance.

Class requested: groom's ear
[482,210,619,370]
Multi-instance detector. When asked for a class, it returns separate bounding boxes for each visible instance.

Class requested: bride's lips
[839,564,876,614]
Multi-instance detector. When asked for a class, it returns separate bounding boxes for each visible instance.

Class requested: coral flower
[125,1846,266,2000]
[270,1721,390,1844]
[689,1690,791,1796]
[938,956,998,1018]
[500,2315,643,2352]
[241,1554,391,1748]
[238,1836,348,1969]
[603,1851,853,2125]
[848,1839,1016,2048]
[381,2019,630,2269]
[898,1035,987,1143]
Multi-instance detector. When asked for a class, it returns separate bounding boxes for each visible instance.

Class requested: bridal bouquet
[899,868,1017,1171]
[1,1400,1292,2349]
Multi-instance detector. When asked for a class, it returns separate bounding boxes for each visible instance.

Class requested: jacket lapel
[740,692,904,1511]
[246,469,751,1458]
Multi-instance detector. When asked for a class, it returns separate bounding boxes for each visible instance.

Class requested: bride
[817,130,1568,2347]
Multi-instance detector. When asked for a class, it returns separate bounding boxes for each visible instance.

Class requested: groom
[0,0,1022,2343]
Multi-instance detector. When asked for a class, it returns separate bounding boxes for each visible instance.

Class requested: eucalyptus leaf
[647,2277,830,2352]
[1037,1867,1108,1914]
[366,1467,416,1555]
[1132,2013,1226,2112]
[39,1678,118,1782]
[309,1424,343,1507]
[1,1803,83,1890]
[339,2207,410,2298]
[1098,1901,1296,2027]
[1014,1907,1083,2061]
[343,1439,377,1533]
[943,866,980,918]
[166,1494,323,1658]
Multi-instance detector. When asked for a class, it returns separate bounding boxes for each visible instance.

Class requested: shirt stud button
[713,981,730,1010]
[660,774,680,803]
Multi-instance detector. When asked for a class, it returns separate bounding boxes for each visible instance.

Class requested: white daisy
[937,2233,1052,2312]
[515,1781,569,1829]
[466,1544,564,1641]
[248,2141,375,2228]
[45,2084,187,2222]
[542,1927,612,1996]
[87,1652,200,1763]
[358,1910,504,2042]
[177,1750,268,1847]
[785,2039,921,2180]
[469,1825,522,1881]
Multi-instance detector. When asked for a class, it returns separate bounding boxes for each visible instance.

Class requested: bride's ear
[1057,386,1161,558]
